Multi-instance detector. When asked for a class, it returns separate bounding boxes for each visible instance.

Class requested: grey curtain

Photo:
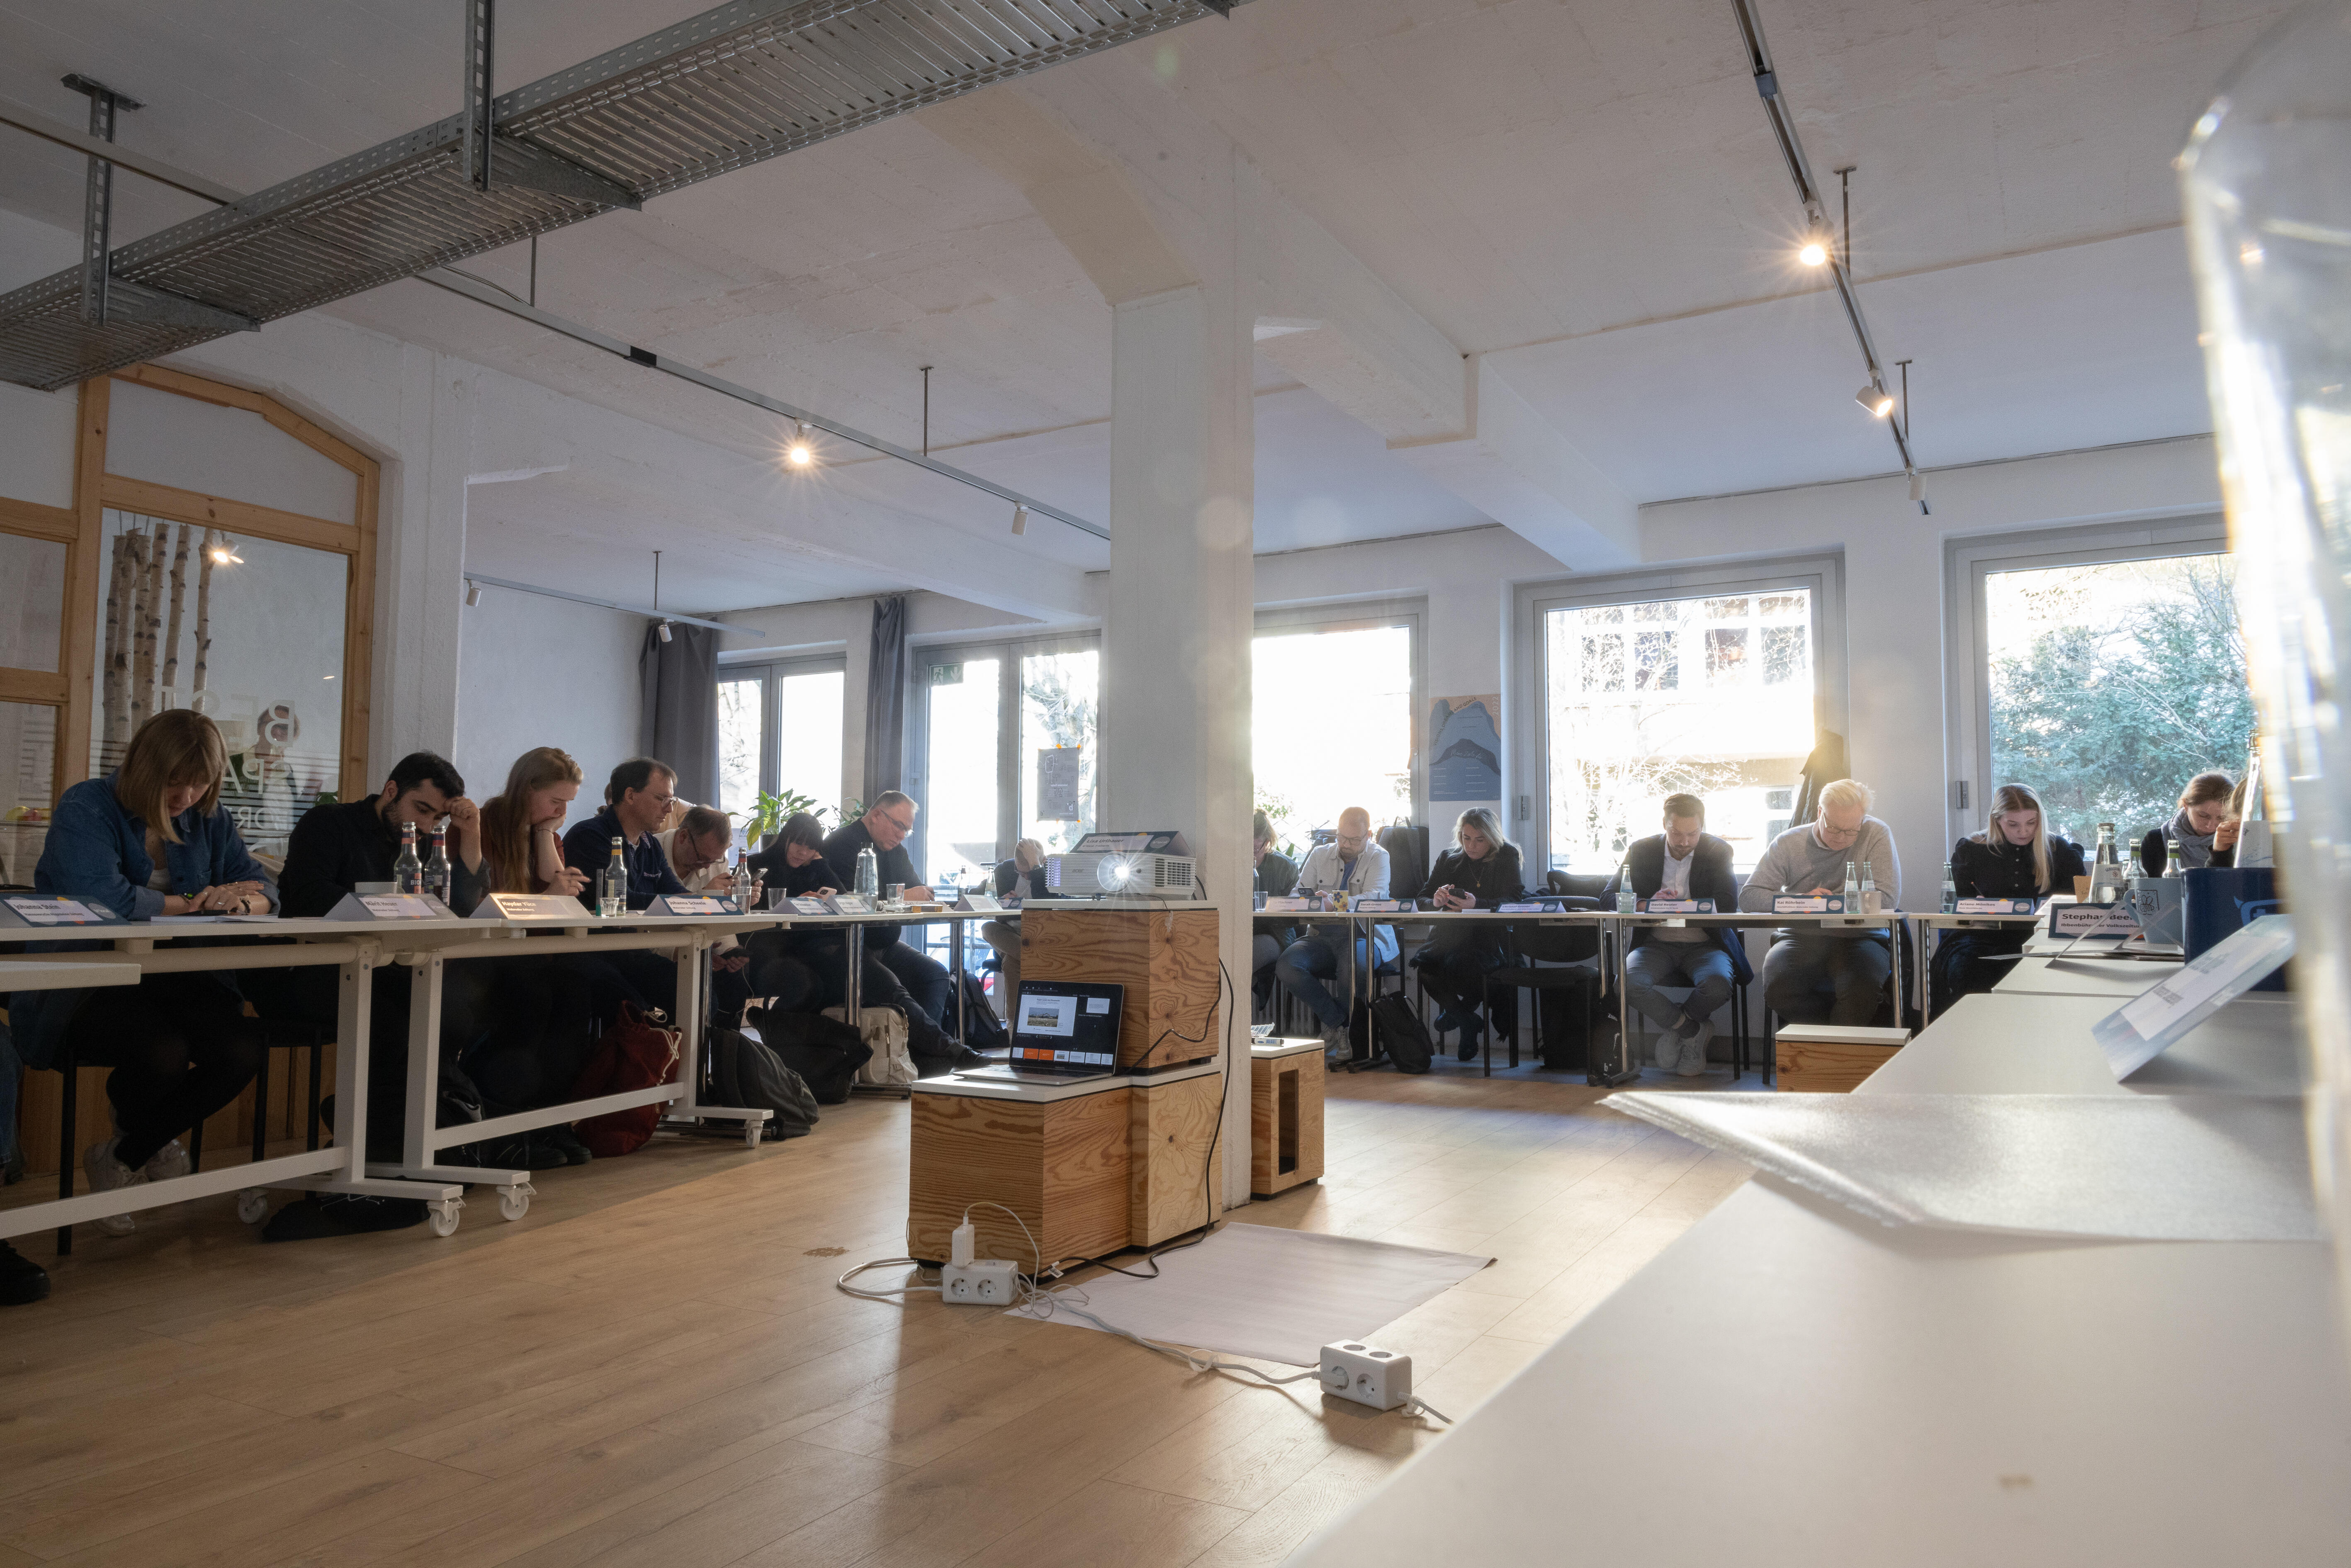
[640,622,719,805]
[862,594,907,807]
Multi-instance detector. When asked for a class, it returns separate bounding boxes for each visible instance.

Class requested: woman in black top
[1934,783,2087,1015]
[1411,808,1525,1060]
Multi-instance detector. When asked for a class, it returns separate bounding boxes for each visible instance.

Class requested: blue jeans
[1624,942,1736,1034]
[876,941,951,1028]
[1274,932,1374,1030]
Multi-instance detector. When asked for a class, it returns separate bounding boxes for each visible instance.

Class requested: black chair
[1459,872,1607,1078]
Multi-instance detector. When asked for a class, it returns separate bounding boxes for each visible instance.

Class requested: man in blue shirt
[562,757,690,911]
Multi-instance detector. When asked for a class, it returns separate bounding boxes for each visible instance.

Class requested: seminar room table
[1291,982,2351,1566]
[0,914,472,1245]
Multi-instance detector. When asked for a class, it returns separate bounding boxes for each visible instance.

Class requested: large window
[717,656,847,846]
[1249,605,1419,855]
[1962,529,2252,844]
[907,635,1099,889]
[1524,564,1837,875]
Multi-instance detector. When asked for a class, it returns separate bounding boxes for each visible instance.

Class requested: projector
[1046,830,1199,898]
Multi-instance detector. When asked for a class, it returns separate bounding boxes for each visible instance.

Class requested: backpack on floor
[705,1026,818,1140]
[957,970,1008,1054]
[1371,993,1434,1075]
[569,1003,680,1157]
[755,1009,873,1104]
[827,1005,917,1087]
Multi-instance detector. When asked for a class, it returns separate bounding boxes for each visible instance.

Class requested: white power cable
[837,1257,941,1299]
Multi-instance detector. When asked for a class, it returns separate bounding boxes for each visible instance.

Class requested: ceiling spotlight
[465,580,482,608]
[656,619,673,644]
[1908,472,1926,503]
[1797,232,1829,267]
[1011,504,1029,536]
[785,422,814,467]
[1856,383,1896,418]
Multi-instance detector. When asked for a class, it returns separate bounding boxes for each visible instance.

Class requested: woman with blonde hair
[7,710,273,1254]
[479,746,590,897]
[1935,783,2086,1014]
[1411,806,1525,1061]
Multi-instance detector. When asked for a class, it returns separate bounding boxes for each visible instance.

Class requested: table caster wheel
[236,1188,269,1225]
[427,1198,463,1237]
[744,1118,763,1149]
[498,1184,533,1222]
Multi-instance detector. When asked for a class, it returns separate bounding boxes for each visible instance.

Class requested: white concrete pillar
[370,347,470,775]
[1097,281,1258,1210]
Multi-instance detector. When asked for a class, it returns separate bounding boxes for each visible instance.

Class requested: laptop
[955,979,1124,1084]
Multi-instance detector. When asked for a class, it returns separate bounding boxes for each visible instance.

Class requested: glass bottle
[855,842,880,898]
[2091,823,2122,907]
[600,836,628,916]
[1940,859,1958,914]
[2165,836,2184,879]
[1860,859,1878,916]
[394,821,422,895]
[423,822,450,903]
[1842,860,1859,910]
[1615,862,1635,914]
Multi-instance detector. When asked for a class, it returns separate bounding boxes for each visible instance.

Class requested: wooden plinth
[1130,1071,1223,1246]
[1250,1045,1325,1197]
[1019,906,1220,1072]
[1776,1024,1910,1093]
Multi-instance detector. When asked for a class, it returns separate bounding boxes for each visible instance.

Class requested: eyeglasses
[879,814,915,834]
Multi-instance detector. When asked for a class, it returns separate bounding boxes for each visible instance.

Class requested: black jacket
[279,797,487,919]
[992,857,1050,899]
[1616,832,1748,973]
[561,805,687,912]
[822,819,917,946]
[1952,834,2086,899]
[1417,844,1524,908]
[1254,850,1298,899]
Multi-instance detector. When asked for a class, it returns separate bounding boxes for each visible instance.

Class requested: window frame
[1943,513,2231,847]
[903,628,1101,882]
[715,652,848,820]
[1514,555,1845,875]
[1251,596,1428,832]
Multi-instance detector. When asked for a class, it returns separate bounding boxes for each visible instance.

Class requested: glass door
[919,653,1002,888]
[715,656,848,850]
[909,634,1100,890]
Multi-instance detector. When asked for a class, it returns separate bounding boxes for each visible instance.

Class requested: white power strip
[1320,1341,1413,1411]
[941,1259,1019,1305]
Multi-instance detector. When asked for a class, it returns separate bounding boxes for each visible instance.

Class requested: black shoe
[540,1124,594,1166]
[2,1147,23,1186]
[1,1240,50,1305]
[1455,1019,1485,1062]
[469,1133,570,1172]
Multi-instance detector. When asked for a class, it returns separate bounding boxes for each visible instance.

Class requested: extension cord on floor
[1320,1340,1414,1411]
[941,1259,1019,1305]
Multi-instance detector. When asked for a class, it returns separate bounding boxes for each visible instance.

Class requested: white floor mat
[1011,1220,1493,1367]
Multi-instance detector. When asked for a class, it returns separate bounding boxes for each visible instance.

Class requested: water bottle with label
[2165,836,2183,878]
[1860,859,1878,916]
[855,843,880,899]
[394,822,423,895]
[1940,860,1957,914]
[423,822,450,904]
[1842,860,1859,910]
[2090,823,2123,906]
[1615,862,1635,914]
[600,836,628,917]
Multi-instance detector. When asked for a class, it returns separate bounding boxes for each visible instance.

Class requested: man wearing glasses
[1738,777,1902,1025]
[821,790,952,1031]
[562,757,693,912]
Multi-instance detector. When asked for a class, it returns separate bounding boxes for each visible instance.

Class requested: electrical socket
[1319,1341,1413,1412]
[941,1259,1019,1305]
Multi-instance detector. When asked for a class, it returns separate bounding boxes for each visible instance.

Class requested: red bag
[568,1003,681,1157]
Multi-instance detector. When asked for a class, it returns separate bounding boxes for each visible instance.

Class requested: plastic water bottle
[1615,862,1635,914]
[394,822,422,895]
[1940,860,1957,914]
[855,843,880,898]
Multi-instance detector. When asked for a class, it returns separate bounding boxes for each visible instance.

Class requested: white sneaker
[141,1138,190,1182]
[1320,1023,1349,1053]
[1676,1019,1716,1077]
[1655,1028,1687,1072]
[83,1137,145,1235]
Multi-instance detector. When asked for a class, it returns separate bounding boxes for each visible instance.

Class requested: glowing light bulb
[1856,384,1896,418]
[785,421,814,467]
[1798,237,1828,267]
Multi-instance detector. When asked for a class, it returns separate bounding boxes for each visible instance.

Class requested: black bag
[754,1009,872,1104]
[1371,992,1434,1075]
[706,1026,819,1140]
[957,971,1008,1053]
[1534,973,1597,1072]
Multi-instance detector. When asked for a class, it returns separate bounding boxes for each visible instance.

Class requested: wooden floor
[0,1056,1753,1567]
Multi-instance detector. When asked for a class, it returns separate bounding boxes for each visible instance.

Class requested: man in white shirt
[1272,807,1395,1049]
[1618,795,1745,1076]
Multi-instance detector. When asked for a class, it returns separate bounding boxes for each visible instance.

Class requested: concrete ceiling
[0,0,2290,610]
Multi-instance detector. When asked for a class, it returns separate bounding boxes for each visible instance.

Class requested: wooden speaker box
[1019,906,1220,1072]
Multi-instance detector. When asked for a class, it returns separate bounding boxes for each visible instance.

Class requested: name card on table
[1261,896,1313,912]
[326,892,453,921]
[1494,901,1553,914]
[1645,899,1715,914]
[1,895,112,926]
[1773,895,1848,914]
[822,893,874,915]
[1352,899,1404,913]
[652,895,738,917]
[2049,901,2138,938]
[472,892,590,920]
[2092,914,2296,1077]
[1954,897,2036,915]
[785,897,832,916]
[955,891,1002,913]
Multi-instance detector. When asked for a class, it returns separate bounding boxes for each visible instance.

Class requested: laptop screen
[1009,979,1124,1069]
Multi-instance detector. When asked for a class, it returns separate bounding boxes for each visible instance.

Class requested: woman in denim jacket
[10,710,273,1240]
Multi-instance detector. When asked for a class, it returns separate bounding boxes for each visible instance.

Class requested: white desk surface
[1294,991,2351,1568]
[1995,955,2185,999]
[915,1056,1221,1103]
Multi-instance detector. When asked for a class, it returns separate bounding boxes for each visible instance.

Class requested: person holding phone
[1411,807,1524,1060]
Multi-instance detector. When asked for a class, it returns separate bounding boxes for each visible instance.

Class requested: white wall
[451,587,644,822]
